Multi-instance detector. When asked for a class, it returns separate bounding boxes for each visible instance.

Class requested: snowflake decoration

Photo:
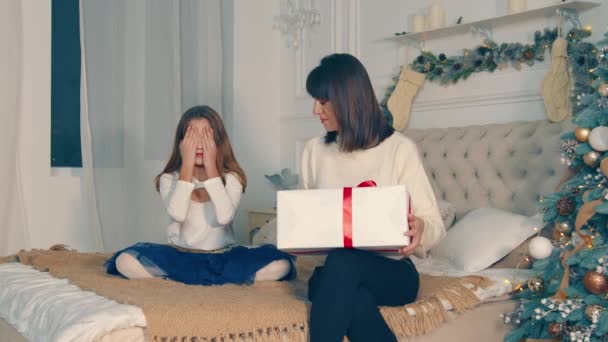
[562,139,579,154]
[560,139,578,167]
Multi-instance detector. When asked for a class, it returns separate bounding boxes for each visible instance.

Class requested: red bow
[342,181,412,250]
[342,181,377,248]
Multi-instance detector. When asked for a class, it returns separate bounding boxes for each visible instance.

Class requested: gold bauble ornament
[584,151,601,167]
[583,271,608,294]
[553,221,573,241]
[599,83,608,97]
[553,222,571,241]
[553,227,568,242]
[527,276,545,292]
[585,304,605,321]
[575,127,591,142]
[548,322,565,337]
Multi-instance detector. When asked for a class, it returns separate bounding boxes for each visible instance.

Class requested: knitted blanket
[1,249,493,341]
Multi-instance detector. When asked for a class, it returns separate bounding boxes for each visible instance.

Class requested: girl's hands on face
[200,127,218,172]
[179,126,198,168]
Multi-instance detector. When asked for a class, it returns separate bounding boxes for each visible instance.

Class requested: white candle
[412,14,427,33]
[508,0,527,14]
[428,3,446,30]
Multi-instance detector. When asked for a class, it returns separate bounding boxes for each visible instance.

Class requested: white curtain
[80,0,223,252]
[0,1,29,255]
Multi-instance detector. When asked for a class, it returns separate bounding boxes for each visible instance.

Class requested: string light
[513,283,524,292]
[502,253,536,293]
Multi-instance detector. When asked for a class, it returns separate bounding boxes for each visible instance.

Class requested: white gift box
[277,184,410,254]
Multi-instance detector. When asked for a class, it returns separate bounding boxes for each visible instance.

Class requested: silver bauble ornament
[589,126,608,151]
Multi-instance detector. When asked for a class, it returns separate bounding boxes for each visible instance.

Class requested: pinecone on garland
[557,196,575,216]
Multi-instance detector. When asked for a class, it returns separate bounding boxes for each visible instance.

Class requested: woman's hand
[398,214,424,256]
[180,126,198,168]
[201,127,219,177]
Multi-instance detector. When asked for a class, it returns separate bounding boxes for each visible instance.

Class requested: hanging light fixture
[273,0,321,49]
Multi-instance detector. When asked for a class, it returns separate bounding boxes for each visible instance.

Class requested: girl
[302,54,446,341]
[106,105,294,285]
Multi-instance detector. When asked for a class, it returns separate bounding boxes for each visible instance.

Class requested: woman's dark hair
[154,105,247,192]
[306,53,394,152]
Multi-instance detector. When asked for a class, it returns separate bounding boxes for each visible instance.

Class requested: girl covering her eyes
[105,105,294,286]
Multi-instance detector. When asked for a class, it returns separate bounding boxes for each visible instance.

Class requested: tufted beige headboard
[402,120,574,219]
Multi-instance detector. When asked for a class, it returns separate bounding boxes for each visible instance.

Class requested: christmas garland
[379,27,593,122]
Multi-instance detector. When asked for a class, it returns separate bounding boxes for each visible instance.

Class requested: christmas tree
[504,28,608,342]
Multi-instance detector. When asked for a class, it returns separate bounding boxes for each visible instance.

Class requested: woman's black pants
[308,248,420,342]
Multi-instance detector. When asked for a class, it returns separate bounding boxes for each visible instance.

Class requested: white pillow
[431,207,543,272]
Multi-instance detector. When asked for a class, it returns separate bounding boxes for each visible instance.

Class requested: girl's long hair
[154,105,246,191]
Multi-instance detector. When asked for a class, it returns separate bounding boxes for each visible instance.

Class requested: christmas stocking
[541,37,571,122]
[387,65,426,131]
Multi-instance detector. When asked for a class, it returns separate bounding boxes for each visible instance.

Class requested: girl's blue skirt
[105,243,295,286]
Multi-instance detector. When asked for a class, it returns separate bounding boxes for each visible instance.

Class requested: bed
[0,119,571,341]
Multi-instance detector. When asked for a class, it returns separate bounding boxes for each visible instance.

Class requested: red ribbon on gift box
[342,180,376,248]
[342,180,411,249]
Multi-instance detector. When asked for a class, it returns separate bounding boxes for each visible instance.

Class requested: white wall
[226,0,283,243]
[19,1,96,251]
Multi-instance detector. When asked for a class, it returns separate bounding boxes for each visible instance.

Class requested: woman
[106,105,294,285]
[302,54,446,341]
